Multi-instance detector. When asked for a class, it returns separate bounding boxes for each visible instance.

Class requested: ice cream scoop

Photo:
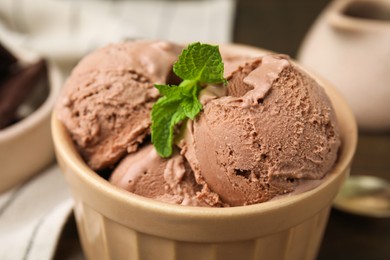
[56,40,183,170]
[110,144,223,206]
[181,54,341,206]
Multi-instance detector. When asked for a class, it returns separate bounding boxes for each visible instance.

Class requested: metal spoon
[333,175,390,218]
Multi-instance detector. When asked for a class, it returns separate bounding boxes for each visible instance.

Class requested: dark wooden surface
[318,133,390,260]
[54,1,390,259]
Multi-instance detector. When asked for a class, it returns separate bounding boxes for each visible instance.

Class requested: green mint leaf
[173,42,225,84]
[151,97,186,158]
[151,42,226,158]
[154,84,179,98]
[151,84,201,157]
[179,83,202,119]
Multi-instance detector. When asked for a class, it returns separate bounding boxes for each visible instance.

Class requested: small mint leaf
[154,84,179,98]
[151,97,186,158]
[180,97,202,120]
[173,42,225,84]
[151,42,226,158]
[179,84,202,119]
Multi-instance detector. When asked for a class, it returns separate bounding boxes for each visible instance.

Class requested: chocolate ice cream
[181,54,340,206]
[56,40,183,170]
[110,144,223,206]
[57,41,341,207]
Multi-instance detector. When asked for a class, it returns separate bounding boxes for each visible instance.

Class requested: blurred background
[234,0,330,57]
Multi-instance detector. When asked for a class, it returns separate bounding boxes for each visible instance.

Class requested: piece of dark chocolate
[0,59,47,129]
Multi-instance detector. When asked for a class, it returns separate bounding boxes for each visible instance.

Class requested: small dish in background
[0,43,64,193]
[333,175,390,218]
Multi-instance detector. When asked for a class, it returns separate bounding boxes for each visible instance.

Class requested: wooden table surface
[55,1,390,259]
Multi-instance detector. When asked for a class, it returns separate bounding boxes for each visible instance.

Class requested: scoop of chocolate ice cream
[181,54,341,206]
[56,40,183,170]
[109,144,223,207]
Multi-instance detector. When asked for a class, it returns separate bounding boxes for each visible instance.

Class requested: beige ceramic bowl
[52,44,357,260]
[0,57,63,193]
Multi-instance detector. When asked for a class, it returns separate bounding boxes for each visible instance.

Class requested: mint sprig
[151,42,225,158]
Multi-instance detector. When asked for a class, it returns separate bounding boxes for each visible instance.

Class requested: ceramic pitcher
[298,0,390,131]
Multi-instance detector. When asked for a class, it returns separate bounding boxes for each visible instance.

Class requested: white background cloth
[0,0,235,259]
[0,0,235,71]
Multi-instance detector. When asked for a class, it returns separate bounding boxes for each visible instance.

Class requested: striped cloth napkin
[0,0,235,259]
[0,166,73,260]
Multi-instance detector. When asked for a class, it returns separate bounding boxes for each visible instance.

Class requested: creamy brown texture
[58,42,340,207]
[56,41,182,170]
[110,144,223,206]
[181,54,341,206]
